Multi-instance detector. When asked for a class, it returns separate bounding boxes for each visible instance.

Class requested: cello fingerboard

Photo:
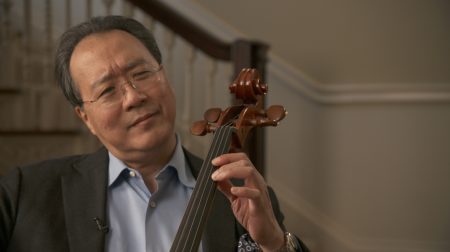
[170,125,234,252]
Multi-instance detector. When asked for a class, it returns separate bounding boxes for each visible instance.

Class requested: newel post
[231,40,269,175]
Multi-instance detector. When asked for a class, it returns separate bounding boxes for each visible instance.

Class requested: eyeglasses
[81,65,163,108]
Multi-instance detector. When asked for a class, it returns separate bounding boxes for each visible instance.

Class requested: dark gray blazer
[0,147,296,252]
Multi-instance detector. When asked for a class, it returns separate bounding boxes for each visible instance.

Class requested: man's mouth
[129,112,156,128]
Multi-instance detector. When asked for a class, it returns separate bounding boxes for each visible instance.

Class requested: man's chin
[129,130,175,151]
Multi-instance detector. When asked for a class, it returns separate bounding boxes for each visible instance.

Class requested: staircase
[0,0,268,175]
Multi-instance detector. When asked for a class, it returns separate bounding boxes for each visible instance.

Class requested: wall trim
[268,54,450,105]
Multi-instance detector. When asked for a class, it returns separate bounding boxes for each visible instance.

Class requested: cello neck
[170,125,233,252]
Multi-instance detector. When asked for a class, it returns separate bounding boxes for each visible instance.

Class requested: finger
[230,186,261,199]
[215,180,235,202]
[211,161,256,181]
[230,186,268,212]
[211,152,249,166]
[211,153,257,181]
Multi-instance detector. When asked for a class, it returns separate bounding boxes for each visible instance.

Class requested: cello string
[176,120,235,251]
[171,126,223,251]
[190,127,233,248]
[180,125,231,251]
[176,126,226,251]
[173,120,234,251]
[185,125,233,252]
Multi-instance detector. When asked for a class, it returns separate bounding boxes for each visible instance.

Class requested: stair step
[0,130,81,136]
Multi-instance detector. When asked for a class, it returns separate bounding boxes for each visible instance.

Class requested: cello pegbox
[229,68,267,104]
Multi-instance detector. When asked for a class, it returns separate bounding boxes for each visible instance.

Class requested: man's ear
[75,106,97,136]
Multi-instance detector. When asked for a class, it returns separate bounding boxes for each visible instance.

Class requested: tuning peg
[191,120,217,136]
[191,120,208,136]
[266,105,287,122]
[204,108,222,123]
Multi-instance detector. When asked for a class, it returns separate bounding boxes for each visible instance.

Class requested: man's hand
[211,153,284,251]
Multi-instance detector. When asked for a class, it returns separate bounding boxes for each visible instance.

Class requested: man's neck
[118,134,178,192]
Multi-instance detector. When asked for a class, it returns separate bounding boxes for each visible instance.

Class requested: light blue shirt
[105,138,201,252]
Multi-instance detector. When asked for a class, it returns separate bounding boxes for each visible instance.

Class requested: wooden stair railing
[126,0,269,174]
[0,0,268,174]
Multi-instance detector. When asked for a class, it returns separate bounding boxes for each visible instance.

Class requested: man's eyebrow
[91,58,149,88]
[123,58,148,73]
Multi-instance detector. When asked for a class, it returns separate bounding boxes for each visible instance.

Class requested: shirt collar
[108,135,196,188]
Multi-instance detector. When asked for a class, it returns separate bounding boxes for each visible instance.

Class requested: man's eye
[98,86,115,98]
[133,70,152,80]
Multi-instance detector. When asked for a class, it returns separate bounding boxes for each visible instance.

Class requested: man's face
[70,30,176,164]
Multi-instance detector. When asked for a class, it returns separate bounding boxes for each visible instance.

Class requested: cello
[170,68,287,252]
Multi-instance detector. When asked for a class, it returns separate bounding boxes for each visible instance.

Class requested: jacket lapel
[184,149,237,251]
[61,147,109,252]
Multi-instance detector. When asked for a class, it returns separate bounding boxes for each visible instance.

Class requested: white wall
[194,0,450,84]
[265,65,450,250]
[2,1,449,250]
[180,1,450,251]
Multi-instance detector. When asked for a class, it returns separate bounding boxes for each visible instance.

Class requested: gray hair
[54,15,162,107]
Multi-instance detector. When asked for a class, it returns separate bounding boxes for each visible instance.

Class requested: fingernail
[230,187,238,194]
[211,157,219,166]
[211,171,218,180]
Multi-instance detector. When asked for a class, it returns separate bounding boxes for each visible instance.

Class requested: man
[0,16,307,251]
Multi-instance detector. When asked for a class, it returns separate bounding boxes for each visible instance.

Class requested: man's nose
[122,81,147,109]
[120,80,138,93]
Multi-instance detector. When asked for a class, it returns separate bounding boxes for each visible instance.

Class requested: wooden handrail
[0,87,21,94]
[125,0,269,75]
[126,0,231,61]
